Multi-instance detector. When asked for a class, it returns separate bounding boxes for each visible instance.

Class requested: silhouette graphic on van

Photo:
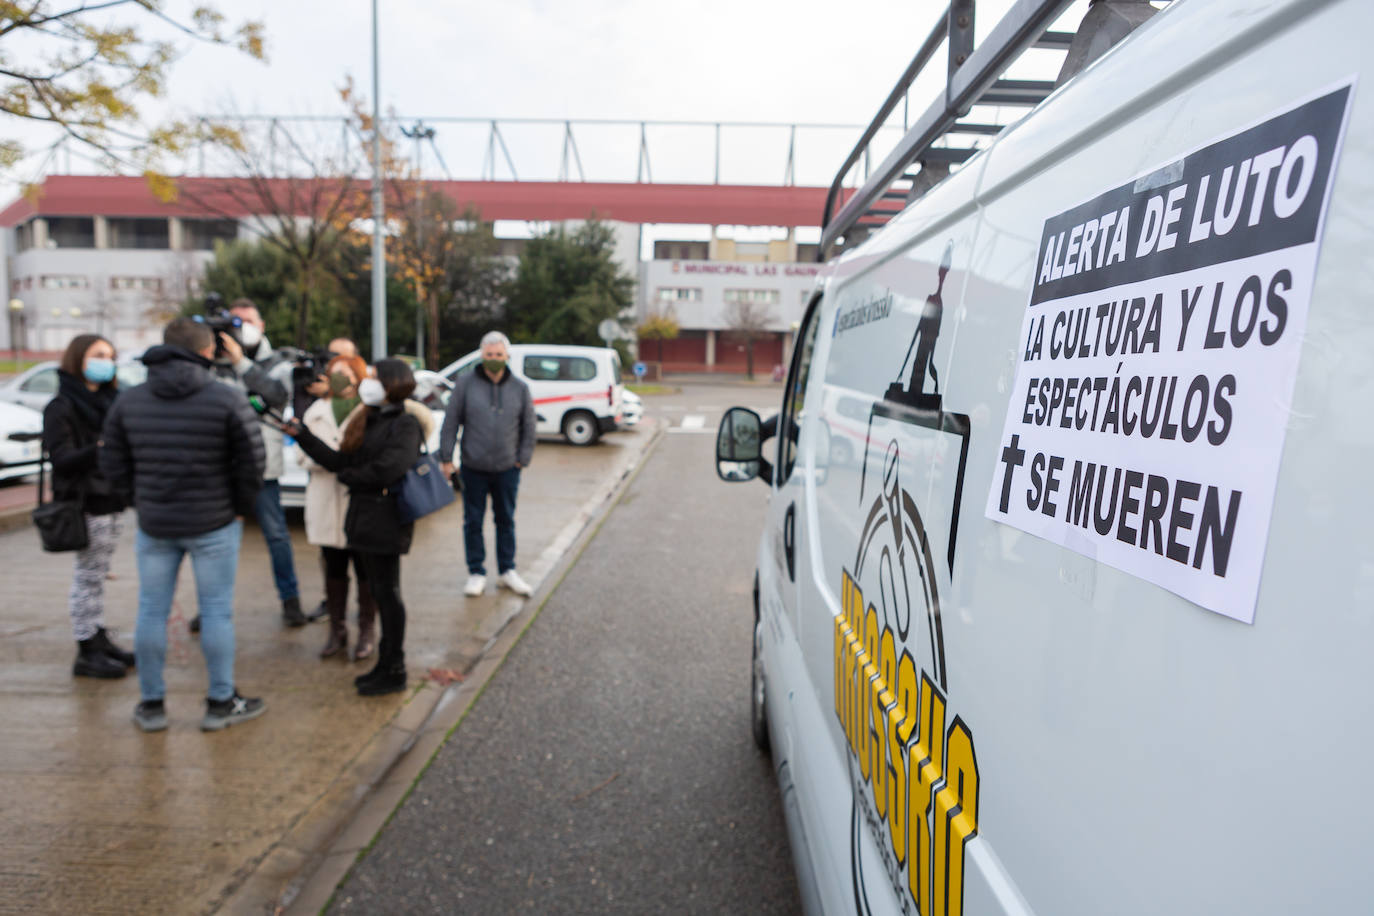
[859,241,973,576]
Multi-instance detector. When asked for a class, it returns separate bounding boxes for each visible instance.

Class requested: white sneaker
[464,574,486,597]
[499,569,534,596]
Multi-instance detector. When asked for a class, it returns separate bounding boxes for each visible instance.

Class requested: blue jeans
[255,480,298,601]
[134,519,242,703]
[460,466,520,575]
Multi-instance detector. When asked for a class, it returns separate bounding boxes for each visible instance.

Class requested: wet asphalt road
[329,384,801,914]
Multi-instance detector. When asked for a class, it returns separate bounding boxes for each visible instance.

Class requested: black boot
[356,655,406,696]
[74,638,127,679]
[282,596,307,628]
[92,626,135,668]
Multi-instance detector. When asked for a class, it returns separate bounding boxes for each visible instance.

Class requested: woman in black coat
[42,334,133,679]
[288,359,422,696]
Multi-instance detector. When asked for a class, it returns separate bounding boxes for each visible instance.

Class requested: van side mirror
[716,407,763,482]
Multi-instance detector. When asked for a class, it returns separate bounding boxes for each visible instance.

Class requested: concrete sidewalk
[0,423,658,915]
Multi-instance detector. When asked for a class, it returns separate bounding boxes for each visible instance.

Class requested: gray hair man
[439,331,537,597]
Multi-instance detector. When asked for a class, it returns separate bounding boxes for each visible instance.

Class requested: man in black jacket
[101,317,269,733]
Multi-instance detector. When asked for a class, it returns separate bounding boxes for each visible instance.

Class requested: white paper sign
[985,83,1355,624]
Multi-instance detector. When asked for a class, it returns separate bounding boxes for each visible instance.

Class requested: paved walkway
[0,422,657,915]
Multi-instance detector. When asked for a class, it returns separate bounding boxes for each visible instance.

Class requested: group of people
[42,299,538,733]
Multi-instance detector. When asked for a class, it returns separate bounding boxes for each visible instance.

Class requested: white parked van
[439,344,624,445]
[717,1,1371,913]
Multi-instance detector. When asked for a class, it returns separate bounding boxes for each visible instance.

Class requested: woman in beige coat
[299,355,377,659]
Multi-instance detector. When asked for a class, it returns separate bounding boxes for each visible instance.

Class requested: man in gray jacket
[439,331,536,597]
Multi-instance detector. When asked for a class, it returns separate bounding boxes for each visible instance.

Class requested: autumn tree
[181,82,389,346]
[504,219,635,346]
[389,190,505,368]
[636,309,679,365]
[0,2,265,190]
[722,298,777,380]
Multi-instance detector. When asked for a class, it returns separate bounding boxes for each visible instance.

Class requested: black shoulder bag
[32,444,89,552]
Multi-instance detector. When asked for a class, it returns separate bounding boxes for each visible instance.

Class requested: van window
[523,355,597,382]
[777,295,821,484]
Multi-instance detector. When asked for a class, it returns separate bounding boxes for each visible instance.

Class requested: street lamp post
[400,120,435,365]
[369,0,387,362]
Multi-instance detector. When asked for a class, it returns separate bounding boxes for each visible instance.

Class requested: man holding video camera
[205,297,305,627]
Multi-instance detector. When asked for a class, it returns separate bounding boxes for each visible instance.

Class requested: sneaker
[464,574,486,597]
[498,569,534,596]
[200,691,267,731]
[133,700,167,732]
[282,596,307,628]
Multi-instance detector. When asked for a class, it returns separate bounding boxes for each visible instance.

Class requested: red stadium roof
[0,174,847,228]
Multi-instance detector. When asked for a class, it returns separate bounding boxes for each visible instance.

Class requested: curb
[222,422,667,916]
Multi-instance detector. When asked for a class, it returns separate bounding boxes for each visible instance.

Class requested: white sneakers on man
[499,569,534,596]
[464,574,486,597]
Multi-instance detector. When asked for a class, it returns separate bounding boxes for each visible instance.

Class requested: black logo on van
[836,242,981,916]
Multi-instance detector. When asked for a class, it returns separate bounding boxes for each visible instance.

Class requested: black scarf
[57,370,117,432]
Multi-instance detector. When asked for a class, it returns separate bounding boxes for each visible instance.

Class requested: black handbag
[31,446,88,552]
[395,448,456,524]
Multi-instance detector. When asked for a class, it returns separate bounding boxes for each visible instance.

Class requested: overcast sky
[9,0,1103,240]
[150,0,1092,187]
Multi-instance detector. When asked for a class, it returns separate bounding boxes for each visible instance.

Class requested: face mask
[239,324,263,348]
[483,358,507,376]
[358,377,386,407]
[83,358,115,384]
[329,372,353,395]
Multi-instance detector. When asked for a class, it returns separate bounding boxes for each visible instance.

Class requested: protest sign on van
[985,81,1355,624]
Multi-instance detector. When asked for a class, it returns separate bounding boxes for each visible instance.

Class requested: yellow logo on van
[834,568,979,916]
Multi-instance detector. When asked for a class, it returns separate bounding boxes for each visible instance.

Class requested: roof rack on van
[819,0,1162,260]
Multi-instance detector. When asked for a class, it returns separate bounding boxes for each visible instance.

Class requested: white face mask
[358,377,386,407]
[239,323,263,348]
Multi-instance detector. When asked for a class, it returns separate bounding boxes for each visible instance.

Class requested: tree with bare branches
[0,2,264,191]
[722,299,776,380]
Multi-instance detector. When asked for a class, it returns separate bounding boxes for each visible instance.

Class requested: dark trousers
[460,466,521,576]
[357,552,404,664]
[321,546,366,583]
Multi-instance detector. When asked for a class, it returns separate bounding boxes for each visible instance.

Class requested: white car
[620,389,643,427]
[0,400,44,483]
[0,361,60,411]
[439,344,625,446]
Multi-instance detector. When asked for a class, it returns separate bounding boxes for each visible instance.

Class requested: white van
[717,1,1371,913]
[439,344,624,445]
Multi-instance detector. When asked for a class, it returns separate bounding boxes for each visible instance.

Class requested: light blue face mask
[83,358,115,384]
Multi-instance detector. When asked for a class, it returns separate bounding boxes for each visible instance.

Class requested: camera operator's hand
[283,418,303,438]
[218,331,244,365]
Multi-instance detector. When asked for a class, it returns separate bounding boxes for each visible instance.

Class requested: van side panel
[775,0,1372,913]
[927,0,1370,912]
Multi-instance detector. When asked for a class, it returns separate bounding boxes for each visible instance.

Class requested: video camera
[278,346,340,386]
[193,292,242,360]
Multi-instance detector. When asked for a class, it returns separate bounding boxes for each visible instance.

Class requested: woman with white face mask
[297,354,379,661]
[287,360,424,697]
[42,334,133,679]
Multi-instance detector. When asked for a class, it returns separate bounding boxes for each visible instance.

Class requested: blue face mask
[83,358,115,384]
